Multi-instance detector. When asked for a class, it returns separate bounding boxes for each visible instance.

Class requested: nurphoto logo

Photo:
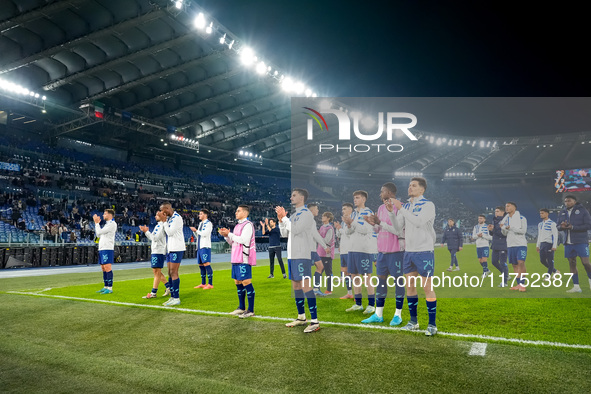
[303,106,418,153]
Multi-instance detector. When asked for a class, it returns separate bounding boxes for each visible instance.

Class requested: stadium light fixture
[240,47,256,66]
[459,140,463,146]
[219,33,226,44]
[256,61,266,75]
[480,140,485,148]
[175,1,183,9]
[205,22,213,34]
[294,82,305,95]
[487,141,491,147]
[281,77,294,92]
[436,138,442,146]
[228,40,234,49]
[195,13,206,29]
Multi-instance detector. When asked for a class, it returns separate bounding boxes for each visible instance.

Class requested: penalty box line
[7,290,591,351]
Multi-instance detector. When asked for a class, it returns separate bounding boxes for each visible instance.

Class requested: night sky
[201,1,589,98]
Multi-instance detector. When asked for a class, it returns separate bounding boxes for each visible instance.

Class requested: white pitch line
[6,291,591,351]
[469,342,487,356]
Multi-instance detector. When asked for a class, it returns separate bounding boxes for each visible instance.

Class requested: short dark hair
[353,190,368,199]
[411,177,427,191]
[506,201,517,209]
[478,214,486,219]
[495,206,505,212]
[307,202,319,208]
[269,218,276,224]
[105,209,115,216]
[540,208,550,214]
[342,202,354,209]
[293,188,309,203]
[200,209,210,217]
[322,212,334,222]
[238,205,250,213]
[565,195,577,201]
[382,182,397,195]
[447,218,455,223]
[160,202,172,208]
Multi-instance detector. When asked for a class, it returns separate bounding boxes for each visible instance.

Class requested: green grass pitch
[1,244,591,392]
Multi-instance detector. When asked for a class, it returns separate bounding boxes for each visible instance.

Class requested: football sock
[426,299,437,326]
[407,295,419,323]
[206,265,213,285]
[354,293,362,306]
[171,278,180,298]
[244,283,255,312]
[236,284,246,310]
[367,294,375,307]
[305,290,317,320]
[376,306,384,318]
[294,289,305,315]
[199,265,206,285]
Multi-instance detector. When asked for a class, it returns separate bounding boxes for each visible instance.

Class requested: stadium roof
[1,0,590,179]
[0,0,300,170]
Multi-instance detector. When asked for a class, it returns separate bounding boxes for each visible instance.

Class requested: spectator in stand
[11,208,20,226]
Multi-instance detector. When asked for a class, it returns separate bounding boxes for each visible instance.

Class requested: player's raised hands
[139,225,149,233]
[370,213,382,226]
[275,206,286,220]
[93,214,101,223]
[218,228,230,237]
[391,198,403,210]
[343,215,353,227]
[385,199,394,212]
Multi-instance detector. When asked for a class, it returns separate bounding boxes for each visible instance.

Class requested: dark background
[202,1,587,98]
